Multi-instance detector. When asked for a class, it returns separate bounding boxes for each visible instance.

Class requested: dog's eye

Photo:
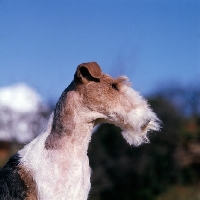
[111,83,118,91]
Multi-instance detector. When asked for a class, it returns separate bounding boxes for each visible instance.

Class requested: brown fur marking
[18,165,37,200]
[45,81,76,149]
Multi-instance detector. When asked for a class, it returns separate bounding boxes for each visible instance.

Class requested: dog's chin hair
[121,130,150,147]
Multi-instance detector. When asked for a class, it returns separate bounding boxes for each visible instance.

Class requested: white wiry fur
[16,62,160,200]
[117,83,160,146]
[19,110,99,200]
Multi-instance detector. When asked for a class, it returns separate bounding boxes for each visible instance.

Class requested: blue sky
[0,0,200,102]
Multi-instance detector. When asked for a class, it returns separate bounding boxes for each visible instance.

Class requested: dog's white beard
[120,108,160,146]
[118,86,160,146]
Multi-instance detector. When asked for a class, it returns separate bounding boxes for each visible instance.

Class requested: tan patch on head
[18,165,37,200]
[78,74,128,115]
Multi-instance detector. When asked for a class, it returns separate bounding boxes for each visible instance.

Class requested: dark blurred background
[0,1,200,199]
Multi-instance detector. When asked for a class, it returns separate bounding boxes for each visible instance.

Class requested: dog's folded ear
[74,62,102,85]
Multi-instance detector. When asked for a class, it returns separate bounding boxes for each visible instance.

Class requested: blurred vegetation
[88,84,200,200]
[0,84,200,199]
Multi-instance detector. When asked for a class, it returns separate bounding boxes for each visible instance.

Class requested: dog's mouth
[121,118,161,147]
[141,120,151,131]
[141,118,161,133]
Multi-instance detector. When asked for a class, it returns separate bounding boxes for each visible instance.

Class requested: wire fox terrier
[0,62,160,200]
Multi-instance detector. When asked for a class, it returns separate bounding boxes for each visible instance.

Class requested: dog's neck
[18,98,97,200]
